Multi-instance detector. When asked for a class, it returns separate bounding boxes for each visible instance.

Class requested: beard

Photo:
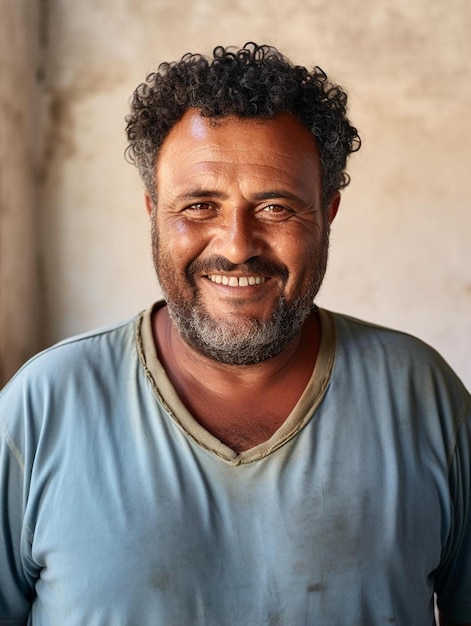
[151,215,330,366]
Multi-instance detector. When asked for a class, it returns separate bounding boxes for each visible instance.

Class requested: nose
[214,207,264,265]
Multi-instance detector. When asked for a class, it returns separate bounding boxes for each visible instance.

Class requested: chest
[28,405,446,625]
[174,372,312,451]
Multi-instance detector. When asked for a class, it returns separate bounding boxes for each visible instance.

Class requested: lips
[207,275,266,286]
[188,255,289,285]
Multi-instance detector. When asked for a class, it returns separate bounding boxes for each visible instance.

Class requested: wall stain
[39,64,127,187]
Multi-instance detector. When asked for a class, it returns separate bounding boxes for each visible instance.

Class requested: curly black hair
[125,42,361,206]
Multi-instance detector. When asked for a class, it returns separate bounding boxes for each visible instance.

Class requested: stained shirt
[1,304,470,625]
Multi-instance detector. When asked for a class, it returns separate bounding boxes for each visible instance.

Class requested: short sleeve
[435,408,471,622]
[0,414,33,623]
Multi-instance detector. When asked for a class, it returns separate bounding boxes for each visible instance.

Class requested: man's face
[148,109,339,365]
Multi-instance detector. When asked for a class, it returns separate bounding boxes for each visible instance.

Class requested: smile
[207,275,267,286]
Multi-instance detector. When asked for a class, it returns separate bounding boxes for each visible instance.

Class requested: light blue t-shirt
[1,304,470,625]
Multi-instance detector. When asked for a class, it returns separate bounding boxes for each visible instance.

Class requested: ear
[326,191,341,225]
[144,192,154,217]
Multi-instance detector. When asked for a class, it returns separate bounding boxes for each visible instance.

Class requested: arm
[0,415,33,622]
[435,407,471,626]
[435,396,471,626]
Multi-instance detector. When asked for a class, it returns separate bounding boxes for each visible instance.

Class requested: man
[0,43,470,625]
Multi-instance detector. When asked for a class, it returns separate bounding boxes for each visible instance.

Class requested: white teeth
[208,275,266,286]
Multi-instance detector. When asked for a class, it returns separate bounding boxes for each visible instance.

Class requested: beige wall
[2,0,471,388]
[0,0,41,385]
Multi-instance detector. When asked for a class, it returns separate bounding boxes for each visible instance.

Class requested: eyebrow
[176,189,226,202]
[251,190,304,203]
[176,188,304,204]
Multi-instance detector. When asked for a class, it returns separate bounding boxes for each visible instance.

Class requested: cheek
[278,232,314,267]
[157,220,209,267]
[284,231,327,285]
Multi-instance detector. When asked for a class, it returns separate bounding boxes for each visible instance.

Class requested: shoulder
[325,309,470,425]
[3,315,139,389]
[328,309,462,373]
[0,314,142,438]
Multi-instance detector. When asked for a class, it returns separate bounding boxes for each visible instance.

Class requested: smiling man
[1,43,470,625]
[151,111,332,372]
[147,109,338,452]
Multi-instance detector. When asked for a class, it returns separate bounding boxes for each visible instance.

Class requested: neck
[151,305,321,451]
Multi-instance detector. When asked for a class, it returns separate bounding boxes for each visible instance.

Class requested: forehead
[155,109,322,192]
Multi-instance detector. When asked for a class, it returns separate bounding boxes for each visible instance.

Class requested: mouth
[206,274,267,287]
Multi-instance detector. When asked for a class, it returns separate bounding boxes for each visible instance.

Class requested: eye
[257,204,294,222]
[183,202,216,219]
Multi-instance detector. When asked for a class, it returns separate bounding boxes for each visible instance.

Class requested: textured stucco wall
[37,0,471,387]
[0,0,41,385]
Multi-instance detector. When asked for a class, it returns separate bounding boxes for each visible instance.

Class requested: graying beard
[166,295,314,366]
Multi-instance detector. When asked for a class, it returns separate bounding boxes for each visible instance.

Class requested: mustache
[187,256,289,281]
